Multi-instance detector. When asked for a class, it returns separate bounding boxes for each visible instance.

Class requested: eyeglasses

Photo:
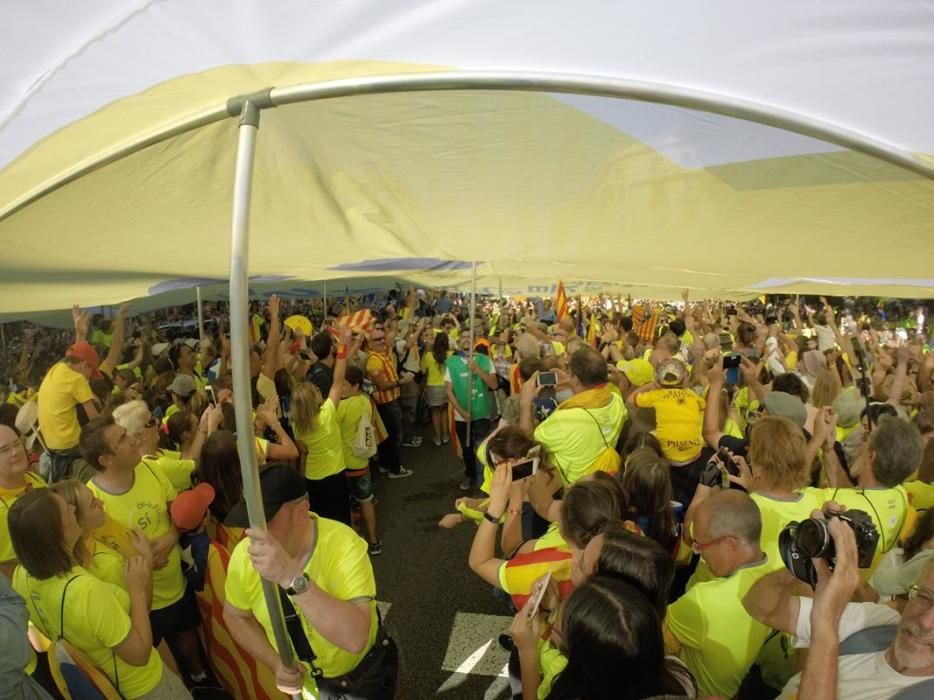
[908,585,934,611]
[691,537,727,554]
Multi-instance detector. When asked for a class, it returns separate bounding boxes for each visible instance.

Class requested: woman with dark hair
[8,489,190,699]
[511,575,695,700]
[621,448,680,555]
[469,466,627,591]
[195,430,244,523]
[420,331,451,445]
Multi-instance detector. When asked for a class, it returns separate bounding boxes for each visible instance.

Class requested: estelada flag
[556,280,569,321]
[336,308,375,332]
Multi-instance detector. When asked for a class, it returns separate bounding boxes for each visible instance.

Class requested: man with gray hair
[663,490,772,698]
[745,513,934,699]
[830,415,923,577]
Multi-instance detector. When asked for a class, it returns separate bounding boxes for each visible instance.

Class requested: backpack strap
[59,575,81,641]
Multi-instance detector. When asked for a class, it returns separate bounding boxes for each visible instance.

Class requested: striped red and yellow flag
[556,280,569,321]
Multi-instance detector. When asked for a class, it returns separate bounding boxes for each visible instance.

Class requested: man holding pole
[223,464,397,699]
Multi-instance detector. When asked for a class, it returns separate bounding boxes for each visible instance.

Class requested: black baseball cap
[225,463,307,527]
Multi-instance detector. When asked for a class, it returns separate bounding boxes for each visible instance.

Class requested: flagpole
[323,279,328,319]
[466,261,477,448]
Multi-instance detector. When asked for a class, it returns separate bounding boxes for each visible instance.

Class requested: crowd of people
[0,286,933,699]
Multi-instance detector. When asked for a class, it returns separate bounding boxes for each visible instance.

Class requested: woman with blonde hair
[290,326,353,524]
[9,489,190,699]
[49,479,151,590]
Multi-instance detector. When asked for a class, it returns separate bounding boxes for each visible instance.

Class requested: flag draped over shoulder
[556,281,568,321]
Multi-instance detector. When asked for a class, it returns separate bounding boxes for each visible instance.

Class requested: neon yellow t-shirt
[538,638,568,699]
[37,363,96,450]
[0,471,46,564]
[86,537,126,590]
[161,403,179,425]
[142,452,195,493]
[533,393,627,484]
[296,398,345,481]
[634,389,706,463]
[336,394,372,471]
[534,522,568,552]
[225,514,378,681]
[666,557,773,698]
[88,463,184,610]
[751,488,826,573]
[827,486,910,578]
[904,480,934,513]
[13,565,164,698]
[419,351,449,387]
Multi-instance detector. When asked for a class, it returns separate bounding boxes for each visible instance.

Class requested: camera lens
[794,518,832,559]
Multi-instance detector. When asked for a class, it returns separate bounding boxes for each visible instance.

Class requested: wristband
[483,511,502,525]
[336,349,348,360]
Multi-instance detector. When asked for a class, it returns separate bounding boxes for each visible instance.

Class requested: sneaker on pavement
[368,539,383,556]
[433,437,442,446]
[442,435,450,444]
[401,437,420,448]
[459,478,473,491]
[388,467,414,479]
[377,465,389,474]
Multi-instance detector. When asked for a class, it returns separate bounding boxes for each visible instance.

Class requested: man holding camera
[663,490,772,699]
[519,346,626,485]
[745,503,934,699]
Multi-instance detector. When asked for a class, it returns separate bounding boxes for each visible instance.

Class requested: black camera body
[779,510,879,588]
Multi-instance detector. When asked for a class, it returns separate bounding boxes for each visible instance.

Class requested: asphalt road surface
[368,433,517,700]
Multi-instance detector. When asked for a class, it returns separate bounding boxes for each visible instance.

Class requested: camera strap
[277,587,323,678]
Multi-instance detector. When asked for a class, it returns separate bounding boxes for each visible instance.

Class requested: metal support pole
[195,286,204,346]
[323,279,328,319]
[466,262,478,447]
[228,100,301,694]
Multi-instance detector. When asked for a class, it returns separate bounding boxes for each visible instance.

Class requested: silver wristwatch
[286,573,310,596]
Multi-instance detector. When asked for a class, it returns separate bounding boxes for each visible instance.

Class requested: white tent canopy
[2,0,933,315]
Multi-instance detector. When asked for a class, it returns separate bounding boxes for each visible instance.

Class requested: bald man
[663,490,772,698]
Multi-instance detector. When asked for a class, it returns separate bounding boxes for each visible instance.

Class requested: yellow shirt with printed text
[635,388,706,463]
[88,463,184,610]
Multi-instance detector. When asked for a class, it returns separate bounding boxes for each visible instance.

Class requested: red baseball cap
[170,483,215,532]
[66,341,102,379]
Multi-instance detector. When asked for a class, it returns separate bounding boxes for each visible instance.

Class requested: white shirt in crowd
[779,597,924,700]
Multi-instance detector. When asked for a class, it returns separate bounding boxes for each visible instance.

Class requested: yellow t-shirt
[0,471,46,563]
[88,463,184,610]
[86,537,126,590]
[161,403,180,426]
[142,452,195,493]
[751,488,827,573]
[538,638,568,699]
[12,565,164,698]
[904,480,934,513]
[534,521,568,552]
[225,514,378,681]
[336,394,372,471]
[666,557,773,699]
[634,388,706,464]
[419,351,449,387]
[533,393,627,484]
[256,373,277,402]
[827,486,910,578]
[296,398,345,481]
[37,363,96,450]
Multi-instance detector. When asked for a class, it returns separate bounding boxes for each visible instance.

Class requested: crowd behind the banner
[0,287,933,700]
